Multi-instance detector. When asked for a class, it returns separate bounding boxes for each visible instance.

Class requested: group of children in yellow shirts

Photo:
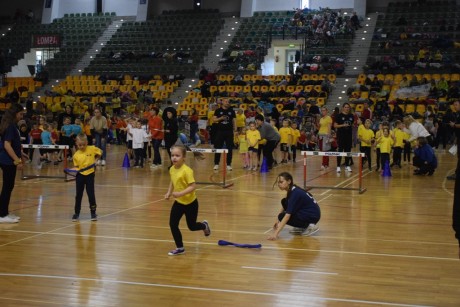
[358,119,410,172]
[236,118,301,171]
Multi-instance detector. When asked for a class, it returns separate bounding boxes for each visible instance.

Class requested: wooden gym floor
[0,145,459,306]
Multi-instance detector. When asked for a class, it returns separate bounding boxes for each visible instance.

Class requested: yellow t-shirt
[246,129,261,149]
[238,135,248,153]
[379,136,394,153]
[72,145,102,176]
[169,163,196,205]
[318,115,332,135]
[279,127,292,144]
[393,128,406,148]
[291,128,300,145]
[236,113,246,128]
[359,128,374,147]
[375,130,383,148]
[357,124,365,139]
[208,110,215,126]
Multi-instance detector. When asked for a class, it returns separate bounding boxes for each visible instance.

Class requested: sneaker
[91,213,98,221]
[336,167,341,173]
[447,174,456,180]
[303,224,319,236]
[7,213,20,220]
[252,166,257,171]
[213,164,219,171]
[289,227,307,234]
[320,165,325,171]
[168,248,185,256]
[202,220,211,236]
[226,165,232,171]
[345,166,352,172]
[72,214,79,222]
[0,216,19,223]
[101,160,106,166]
[96,160,101,166]
[150,164,158,169]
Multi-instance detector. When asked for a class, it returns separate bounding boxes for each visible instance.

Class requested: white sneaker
[150,164,158,169]
[321,165,325,171]
[289,227,307,234]
[7,213,20,220]
[336,167,341,173]
[345,166,352,172]
[0,216,19,223]
[213,164,219,171]
[96,160,101,166]
[101,160,106,166]
[226,165,233,171]
[303,224,319,236]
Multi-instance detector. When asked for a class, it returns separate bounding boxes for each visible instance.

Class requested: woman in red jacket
[148,107,164,168]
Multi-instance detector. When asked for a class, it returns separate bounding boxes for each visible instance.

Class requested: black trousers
[376,148,381,169]
[413,156,436,174]
[263,140,278,168]
[74,173,97,215]
[278,198,319,228]
[337,135,352,166]
[213,130,234,165]
[381,152,390,169]
[0,164,17,217]
[393,146,402,166]
[134,148,145,166]
[361,146,372,169]
[169,199,205,248]
[403,142,411,162]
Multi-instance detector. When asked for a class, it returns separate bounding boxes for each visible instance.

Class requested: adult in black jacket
[163,107,178,166]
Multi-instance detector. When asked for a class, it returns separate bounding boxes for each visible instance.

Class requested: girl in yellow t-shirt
[358,119,375,171]
[279,119,292,163]
[376,127,394,172]
[246,122,261,170]
[238,127,249,169]
[164,145,210,256]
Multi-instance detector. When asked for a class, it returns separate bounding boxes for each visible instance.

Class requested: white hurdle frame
[189,148,234,188]
[301,151,367,194]
[21,144,71,181]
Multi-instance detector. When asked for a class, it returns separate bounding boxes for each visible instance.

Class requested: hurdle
[301,151,367,194]
[21,144,72,181]
[189,148,234,188]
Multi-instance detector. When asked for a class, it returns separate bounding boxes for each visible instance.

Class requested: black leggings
[337,135,352,166]
[169,199,205,248]
[361,146,372,168]
[74,173,97,215]
[0,164,17,217]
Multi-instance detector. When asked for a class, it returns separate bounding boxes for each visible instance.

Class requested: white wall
[240,0,255,18]
[104,0,138,16]
[309,0,354,10]
[58,0,96,16]
[254,0,300,12]
[42,0,61,24]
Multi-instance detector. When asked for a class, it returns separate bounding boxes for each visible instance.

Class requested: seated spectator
[399,77,410,88]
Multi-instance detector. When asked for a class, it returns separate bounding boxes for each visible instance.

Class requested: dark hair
[255,114,264,122]
[273,171,295,193]
[0,103,23,134]
[417,136,427,146]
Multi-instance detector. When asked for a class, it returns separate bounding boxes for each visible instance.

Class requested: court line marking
[262,194,332,234]
[442,168,455,197]
[0,273,432,307]
[241,266,338,275]
[4,230,454,262]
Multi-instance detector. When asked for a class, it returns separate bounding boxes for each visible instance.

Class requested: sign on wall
[32,35,61,48]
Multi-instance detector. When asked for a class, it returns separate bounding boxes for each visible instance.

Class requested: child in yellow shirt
[246,122,261,170]
[358,119,374,171]
[279,119,292,163]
